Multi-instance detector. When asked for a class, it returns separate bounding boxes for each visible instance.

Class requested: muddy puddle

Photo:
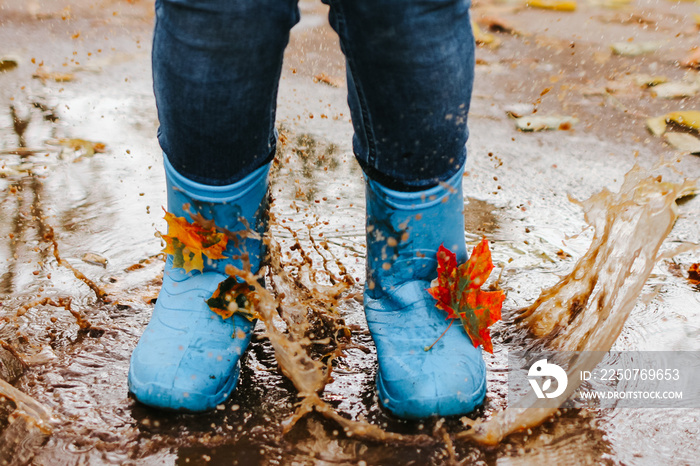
[1,0,700,464]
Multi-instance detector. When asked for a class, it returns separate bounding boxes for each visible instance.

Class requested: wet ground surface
[1,0,699,464]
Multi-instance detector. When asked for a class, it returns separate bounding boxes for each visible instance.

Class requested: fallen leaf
[630,74,668,87]
[472,21,500,47]
[665,111,700,130]
[646,111,700,137]
[610,41,661,56]
[161,211,228,273]
[664,133,700,154]
[688,263,700,285]
[0,148,45,156]
[426,240,505,353]
[33,67,74,82]
[649,80,700,99]
[81,252,108,267]
[605,79,639,95]
[556,249,572,259]
[580,86,608,97]
[526,0,577,11]
[206,276,259,321]
[47,138,106,157]
[680,48,700,69]
[312,73,343,88]
[592,0,632,8]
[477,16,518,34]
[0,163,35,178]
[695,14,700,27]
[646,116,667,136]
[504,103,536,118]
[0,57,19,72]
[597,11,655,25]
[515,115,578,131]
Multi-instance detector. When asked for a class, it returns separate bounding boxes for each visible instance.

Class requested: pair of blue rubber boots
[128,157,486,418]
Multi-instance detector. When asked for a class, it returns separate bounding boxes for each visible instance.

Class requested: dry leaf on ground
[664,133,700,154]
[504,103,536,118]
[472,21,500,47]
[605,79,639,95]
[646,116,668,136]
[646,111,700,136]
[515,115,578,131]
[526,0,577,11]
[631,74,668,87]
[0,162,36,178]
[611,41,661,56]
[688,263,700,285]
[47,138,106,157]
[33,67,74,82]
[477,16,518,34]
[0,57,19,72]
[649,80,700,99]
[590,0,632,9]
[665,111,700,130]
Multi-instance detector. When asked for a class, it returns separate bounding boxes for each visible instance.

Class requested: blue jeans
[153,0,474,191]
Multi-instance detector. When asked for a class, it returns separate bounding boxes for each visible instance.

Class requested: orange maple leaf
[161,210,228,273]
[427,238,505,353]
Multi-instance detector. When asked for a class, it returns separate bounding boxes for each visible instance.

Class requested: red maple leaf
[427,238,505,353]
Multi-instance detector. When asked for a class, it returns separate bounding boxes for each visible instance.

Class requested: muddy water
[1,0,700,464]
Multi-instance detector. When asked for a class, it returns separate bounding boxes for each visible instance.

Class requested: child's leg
[129,0,299,412]
[152,0,299,185]
[325,0,484,418]
[324,0,474,191]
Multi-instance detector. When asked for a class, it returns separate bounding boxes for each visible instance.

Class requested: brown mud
[1,0,699,464]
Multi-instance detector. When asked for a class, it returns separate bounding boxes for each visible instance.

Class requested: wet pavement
[1,0,699,464]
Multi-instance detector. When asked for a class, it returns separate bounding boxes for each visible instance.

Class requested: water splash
[460,164,697,445]
[0,378,54,465]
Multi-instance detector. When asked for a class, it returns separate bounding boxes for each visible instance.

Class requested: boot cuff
[164,153,270,203]
[365,165,465,211]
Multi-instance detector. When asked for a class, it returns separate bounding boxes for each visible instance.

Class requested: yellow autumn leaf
[666,111,700,130]
[646,111,700,137]
[161,211,228,273]
[646,116,667,136]
[472,20,498,47]
[526,0,577,11]
[601,0,632,8]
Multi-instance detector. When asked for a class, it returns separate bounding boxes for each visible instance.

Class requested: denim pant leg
[324,0,475,191]
[152,0,300,186]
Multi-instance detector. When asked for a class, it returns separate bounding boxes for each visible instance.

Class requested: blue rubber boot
[128,156,270,412]
[364,167,486,419]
